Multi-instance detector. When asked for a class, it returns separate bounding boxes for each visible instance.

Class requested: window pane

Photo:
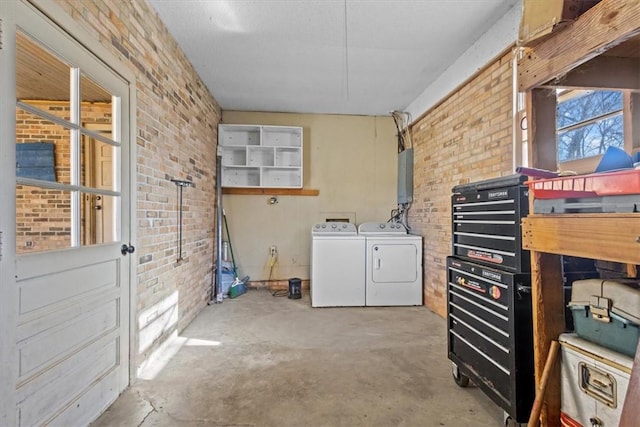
[81,73,113,131]
[16,185,71,253]
[557,115,624,162]
[557,91,623,130]
[16,108,72,185]
[16,32,72,121]
[81,193,118,245]
[81,134,116,190]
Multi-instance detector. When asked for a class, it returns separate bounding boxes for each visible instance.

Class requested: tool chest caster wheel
[503,415,522,427]
[452,363,470,388]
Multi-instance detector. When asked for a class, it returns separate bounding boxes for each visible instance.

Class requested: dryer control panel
[358,222,407,235]
[312,222,357,235]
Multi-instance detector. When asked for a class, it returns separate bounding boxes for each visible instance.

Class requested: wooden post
[526,88,564,426]
[529,252,564,426]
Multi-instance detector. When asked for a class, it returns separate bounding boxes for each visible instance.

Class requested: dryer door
[372,243,418,283]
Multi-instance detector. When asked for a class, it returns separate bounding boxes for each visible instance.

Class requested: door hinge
[0,20,3,50]
[0,231,3,261]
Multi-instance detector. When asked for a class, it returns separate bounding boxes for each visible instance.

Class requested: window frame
[556,90,633,174]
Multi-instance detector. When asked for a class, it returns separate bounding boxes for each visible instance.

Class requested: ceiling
[149,0,519,116]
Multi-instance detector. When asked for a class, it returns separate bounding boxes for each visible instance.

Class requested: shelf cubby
[219,124,303,188]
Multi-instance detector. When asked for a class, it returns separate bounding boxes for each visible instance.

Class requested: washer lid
[312,221,357,235]
[358,222,407,235]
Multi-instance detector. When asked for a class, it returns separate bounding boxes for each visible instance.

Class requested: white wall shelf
[218,124,303,188]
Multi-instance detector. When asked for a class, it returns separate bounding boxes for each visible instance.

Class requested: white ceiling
[149,0,519,116]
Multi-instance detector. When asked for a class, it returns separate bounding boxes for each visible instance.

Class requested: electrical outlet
[270,245,277,256]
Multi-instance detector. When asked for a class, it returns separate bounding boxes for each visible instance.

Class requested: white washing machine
[310,222,365,307]
[358,222,423,306]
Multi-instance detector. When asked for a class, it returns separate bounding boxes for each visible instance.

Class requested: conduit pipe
[215,155,223,303]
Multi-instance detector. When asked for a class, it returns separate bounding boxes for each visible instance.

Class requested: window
[15,31,121,253]
[556,90,624,163]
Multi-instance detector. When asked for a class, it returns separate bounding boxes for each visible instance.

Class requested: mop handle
[223,212,238,278]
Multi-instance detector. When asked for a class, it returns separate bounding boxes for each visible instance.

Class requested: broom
[223,210,248,298]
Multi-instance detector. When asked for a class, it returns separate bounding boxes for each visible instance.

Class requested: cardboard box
[519,0,601,46]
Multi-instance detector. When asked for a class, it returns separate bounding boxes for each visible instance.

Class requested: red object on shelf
[560,412,582,427]
[527,169,640,199]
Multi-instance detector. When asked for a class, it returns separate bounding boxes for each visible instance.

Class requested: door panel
[8,2,132,425]
[17,336,119,427]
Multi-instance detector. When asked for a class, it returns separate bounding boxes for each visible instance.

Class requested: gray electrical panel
[397,148,413,204]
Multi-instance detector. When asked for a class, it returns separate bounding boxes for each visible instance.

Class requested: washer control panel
[312,222,357,235]
[358,222,407,235]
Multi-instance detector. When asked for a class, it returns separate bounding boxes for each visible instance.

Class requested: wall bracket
[171,179,194,262]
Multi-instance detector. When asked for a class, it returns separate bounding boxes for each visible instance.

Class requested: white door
[371,243,418,283]
[94,141,115,243]
[83,125,115,245]
[2,1,133,425]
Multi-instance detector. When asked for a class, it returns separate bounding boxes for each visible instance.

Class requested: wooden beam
[530,252,564,427]
[542,56,640,91]
[222,187,319,196]
[632,93,640,152]
[518,0,640,92]
[522,214,640,264]
[526,89,558,171]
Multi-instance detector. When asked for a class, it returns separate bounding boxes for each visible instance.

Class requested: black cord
[392,113,406,153]
[389,208,400,222]
[271,289,288,297]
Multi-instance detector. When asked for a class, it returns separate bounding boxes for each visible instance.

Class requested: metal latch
[589,295,611,323]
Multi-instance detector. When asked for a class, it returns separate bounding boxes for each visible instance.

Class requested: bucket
[220,269,234,295]
[288,278,301,299]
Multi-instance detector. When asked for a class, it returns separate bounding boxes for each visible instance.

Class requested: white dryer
[358,222,423,306]
[310,222,365,307]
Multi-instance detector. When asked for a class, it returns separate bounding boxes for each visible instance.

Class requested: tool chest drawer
[452,174,530,273]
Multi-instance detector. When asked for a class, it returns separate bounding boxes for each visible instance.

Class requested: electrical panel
[397,148,413,204]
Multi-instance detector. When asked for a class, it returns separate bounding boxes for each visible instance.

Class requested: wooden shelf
[522,213,640,265]
[518,0,640,423]
[222,187,319,196]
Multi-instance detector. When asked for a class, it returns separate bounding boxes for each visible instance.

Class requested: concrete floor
[93,289,505,426]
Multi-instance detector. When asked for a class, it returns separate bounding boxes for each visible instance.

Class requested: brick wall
[53,0,221,365]
[409,52,514,317]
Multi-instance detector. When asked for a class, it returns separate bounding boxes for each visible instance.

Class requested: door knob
[121,244,135,255]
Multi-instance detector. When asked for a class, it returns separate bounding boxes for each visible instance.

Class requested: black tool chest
[451,174,530,272]
[447,174,534,423]
[447,256,534,421]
